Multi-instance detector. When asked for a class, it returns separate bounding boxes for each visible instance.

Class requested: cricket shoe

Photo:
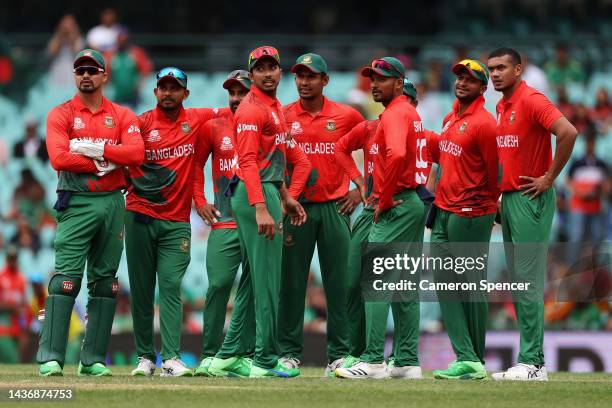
[324,355,359,378]
[335,361,389,379]
[208,356,252,378]
[160,357,193,377]
[131,356,156,377]
[390,364,423,379]
[492,363,548,381]
[249,360,300,378]
[78,362,112,376]
[194,357,214,377]
[39,361,63,377]
[433,361,486,380]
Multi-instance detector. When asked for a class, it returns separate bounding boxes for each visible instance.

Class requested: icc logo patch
[147,129,161,142]
[104,116,115,128]
[62,281,74,294]
[220,136,233,151]
[180,238,190,252]
[291,121,303,135]
[326,120,336,132]
[181,122,192,134]
[73,117,85,130]
[509,111,516,124]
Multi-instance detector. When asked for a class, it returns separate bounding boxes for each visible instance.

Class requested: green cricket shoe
[249,361,300,378]
[39,361,63,377]
[387,357,395,370]
[78,362,112,377]
[208,356,252,378]
[433,361,486,380]
[194,357,214,377]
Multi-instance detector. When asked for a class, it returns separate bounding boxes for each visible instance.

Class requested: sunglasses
[371,59,402,76]
[73,66,104,76]
[156,67,187,82]
[248,46,280,67]
[228,69,250,81]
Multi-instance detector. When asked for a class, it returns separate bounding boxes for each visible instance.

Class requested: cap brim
[360,67,392,78]
[250,55,280,69]
[223,78,250,90]
[157,75,187,88]
[291,63,321,74]
[74,56,103,69]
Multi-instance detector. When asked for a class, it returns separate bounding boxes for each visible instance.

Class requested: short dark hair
[488,47,522,65]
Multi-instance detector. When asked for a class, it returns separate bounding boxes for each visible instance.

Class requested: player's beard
[78,81,99,94]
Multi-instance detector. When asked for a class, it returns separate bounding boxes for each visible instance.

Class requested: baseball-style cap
[248,46,280,71]
[156,67,188,88]
[223,69,252,90]
[360,57,405,79]
[291,53,328,74]
[452,59,490,83]
[403,78,418,100]
[73,49,106,70]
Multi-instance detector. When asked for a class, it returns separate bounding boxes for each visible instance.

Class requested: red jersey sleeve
[477,120,501,200]
[286,140,311,200]
[192,107,231,124]
[426,131,440,164]
[193,121,214,208]
[103,109,145,166]
[336,121,366,181]
[529,92,564,131]
[235,105,268,205]
[379,110,410,210]
[46,107,98,173]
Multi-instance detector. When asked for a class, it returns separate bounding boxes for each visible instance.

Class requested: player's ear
[480,83,487,95]
[184,89,190,101]
[248,71,253,81]
[515,63,523,77]
[102,71,109,85]
[322,74,330,87]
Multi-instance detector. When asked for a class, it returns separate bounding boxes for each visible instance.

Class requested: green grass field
[1,365,611,408]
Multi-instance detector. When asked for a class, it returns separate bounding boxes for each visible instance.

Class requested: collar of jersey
[154,105,187,123]
[294,96,332,117]
[71,94,112,113]
[250,85,280,107]
[451,94,485,118]
[501,80,527,107]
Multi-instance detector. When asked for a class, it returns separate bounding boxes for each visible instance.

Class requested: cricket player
[335,57,427,379]
[336,79,421,362]
[278,53,364,376]
[192,70,253,376]
[38,49,144,377]
[208,46,312,378]
[127,67,227,377]
[487,48,577,381]
[425,59,499,380]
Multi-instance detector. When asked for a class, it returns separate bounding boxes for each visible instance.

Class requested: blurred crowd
[0,9,611,363]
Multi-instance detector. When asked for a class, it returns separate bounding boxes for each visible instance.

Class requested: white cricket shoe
[492,363,548,381]
[390,365,423,379]
[335,361,389,379]
[324,357,345,378]
[131,356,155,377]
[160,357,193,377]
[279,357,301,369]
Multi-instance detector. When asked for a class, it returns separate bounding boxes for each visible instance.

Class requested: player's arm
[378,111,409,212]
[477,121,501,201]
[193,107,231,124]
[193,123,220,225]
[46,108,98,173]
[103,111,145,166]
[336,121,369,211]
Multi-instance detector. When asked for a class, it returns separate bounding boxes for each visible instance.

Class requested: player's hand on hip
[337,188,362,215]
[93,159,118,177]
[519,174,553,200]
[373,199,403,223]
[70,139,106,159]
[197,204,221,226]
[255,203,276,240]
[283,197,307,226]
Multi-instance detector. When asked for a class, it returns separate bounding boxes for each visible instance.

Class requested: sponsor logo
[62,281,74,293]
[369,143,379,155]
[237,123,258,134]
[128,124,140,134]
[73,117,85,130]
[147,129,161,142]
[220,136,233,151]
[111,282,119,294]
[291,121,303,135]
[181,122,191,134]
[180,238,190,252]
[459,122,467,133]
[326,120,336,132]
[271,111,280,125]
[509,111,516,124]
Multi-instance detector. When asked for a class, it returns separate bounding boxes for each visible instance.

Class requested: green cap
[223,69,252,90]
[73,49,106,70]
[403,78,417,100]
[291,53,328,74]
[360,57,405,79]
[452,59,490,83]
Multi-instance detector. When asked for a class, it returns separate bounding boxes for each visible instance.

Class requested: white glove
[94,159,118,177]
[70,139,106,159]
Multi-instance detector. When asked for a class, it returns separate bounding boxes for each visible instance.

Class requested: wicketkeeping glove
[70,139,106,159]
[94,159,118,177]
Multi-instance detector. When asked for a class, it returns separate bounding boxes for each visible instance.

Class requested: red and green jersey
[0,267,26,337]
[193,113,238,230]
[234,86,310,205]
[46,95,144,192]
[126,106,226,222]
[496,81,563,191]
[283,97,364,202]
[428,96,500,217]
[373,95,428,211]
[336,119,380,204]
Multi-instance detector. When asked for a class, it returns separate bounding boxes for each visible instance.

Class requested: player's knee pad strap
[90,276,119,298]
[48,274,82,298]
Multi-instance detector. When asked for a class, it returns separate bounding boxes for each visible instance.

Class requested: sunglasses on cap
[156,67,188,85]
[73,66,104,76]
[228,69,250,81]
[248,46,280,67]
[371,59,403,76]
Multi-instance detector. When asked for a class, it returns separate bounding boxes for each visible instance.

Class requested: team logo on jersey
[291,121,303,135]
[284,233,295,246]
[73,117,85,130]
[104,116,115,128]
[271,111,280,125]
[509,111,516,124]
[326,120,336,132]
[459,122,467,133]
[147,129,161,142]
[180,238,190,252]
[62,281,74,294]
[181,122,192,134]
[369,143,379,155]
[220,136,233,151]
